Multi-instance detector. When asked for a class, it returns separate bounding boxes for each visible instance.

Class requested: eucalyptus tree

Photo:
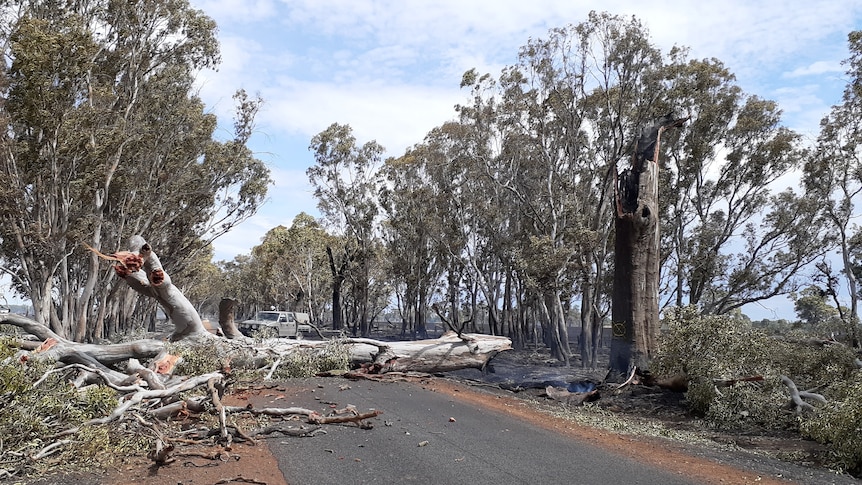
[219,254,268,320]
[251,213,333,324]
[307,123,384,336]
[379,152,441,338]
[804,30,862,341]
[457,13,666,365]
[176,245,225,317]
[450,73,523,341]
[417,120,512,341]
[0,0,269,341]
[660,52,831,316]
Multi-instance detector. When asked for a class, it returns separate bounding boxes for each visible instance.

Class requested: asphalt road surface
[253,377,723,485]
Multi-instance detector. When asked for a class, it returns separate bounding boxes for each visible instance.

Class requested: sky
[187,1,861,318]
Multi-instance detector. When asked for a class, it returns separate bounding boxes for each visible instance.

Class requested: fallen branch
[250,424,323,438]
[31,440,72,460]
[780,375,826,414]
[221,405,318,418]
[213,476,268,485]
[148,439,175,466]
[208,377,230,445]
[615,366,638,390]
[544,386,600,405]
[309,409,382,425]
[55,372,225,437]
[713,375,764,388]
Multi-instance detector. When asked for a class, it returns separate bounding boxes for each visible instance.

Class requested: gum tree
[0,0,270,340]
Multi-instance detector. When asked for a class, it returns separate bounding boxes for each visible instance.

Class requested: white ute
[238,310,311,338]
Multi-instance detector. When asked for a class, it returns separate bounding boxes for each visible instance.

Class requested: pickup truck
[238,311,311,338]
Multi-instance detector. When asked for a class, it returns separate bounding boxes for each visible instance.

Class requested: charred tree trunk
[326,246,348,331]
[609,115,686,379]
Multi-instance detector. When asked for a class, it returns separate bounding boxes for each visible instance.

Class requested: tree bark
[218,298,243,339]
[326,245,347,331]
[609,116,686,378]
[112,236,209,341]
[344,331,512,373]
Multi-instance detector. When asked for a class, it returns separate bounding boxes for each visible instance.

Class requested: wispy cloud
[785,60,845,78]
[190,0,862,263]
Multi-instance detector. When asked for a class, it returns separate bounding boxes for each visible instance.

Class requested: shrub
[655,306,772,385]
[0,339,145,476]
[654,306,858,432]
[801,372,862,474]
[271,339,350,378]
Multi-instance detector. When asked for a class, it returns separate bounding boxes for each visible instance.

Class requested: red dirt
[99,391,287,485]
[103,440,286,485]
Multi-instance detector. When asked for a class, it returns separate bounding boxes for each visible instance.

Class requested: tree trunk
[218,298,242,339]
[326,246,346,331]
[609,116,686,378]
[580,283,596,369]
[91,236,209,341]
[345,331,512,373]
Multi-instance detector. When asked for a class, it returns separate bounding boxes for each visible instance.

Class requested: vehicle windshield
[257,312,280,321]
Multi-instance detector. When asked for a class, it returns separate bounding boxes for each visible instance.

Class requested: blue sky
[185,0,862,319]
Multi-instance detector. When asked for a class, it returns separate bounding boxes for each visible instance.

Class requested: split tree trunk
[609,116,686,378]
[112,236,209,341]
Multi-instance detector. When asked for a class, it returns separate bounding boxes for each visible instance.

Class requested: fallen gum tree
[0,236,512,478]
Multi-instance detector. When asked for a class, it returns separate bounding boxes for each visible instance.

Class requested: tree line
[215,14,862,367]
[0,0,270,340]
[2,5,861,368]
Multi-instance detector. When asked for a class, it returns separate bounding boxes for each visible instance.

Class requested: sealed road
[250,377,758,485]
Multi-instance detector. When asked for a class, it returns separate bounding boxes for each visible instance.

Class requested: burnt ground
[18,341,862,485]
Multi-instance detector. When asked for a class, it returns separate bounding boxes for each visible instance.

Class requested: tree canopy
[0,0,270,341]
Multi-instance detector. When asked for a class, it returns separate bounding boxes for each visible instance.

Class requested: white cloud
[785,60,844,78]
[187,0,862,268]
[192,0,278,23]
[258,79,466,156]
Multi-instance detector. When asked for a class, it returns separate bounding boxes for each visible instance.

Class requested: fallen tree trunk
[2,314,512,376]
[343,332,513,373]
[0,236,516,481]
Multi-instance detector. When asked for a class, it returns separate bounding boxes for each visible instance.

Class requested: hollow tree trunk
[609,115,686,379]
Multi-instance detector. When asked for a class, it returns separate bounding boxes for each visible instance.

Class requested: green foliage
[655,306,858,433]
[168,339,256,378]
[0,0,269,341]
[769,332,857,386]
[0,340,146,476]
[656,306,771,383]
[251,326,279,343]
[271,339,351,379]
[801,373,862,474]
[793,286,841,326]
[698,378,794,430]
